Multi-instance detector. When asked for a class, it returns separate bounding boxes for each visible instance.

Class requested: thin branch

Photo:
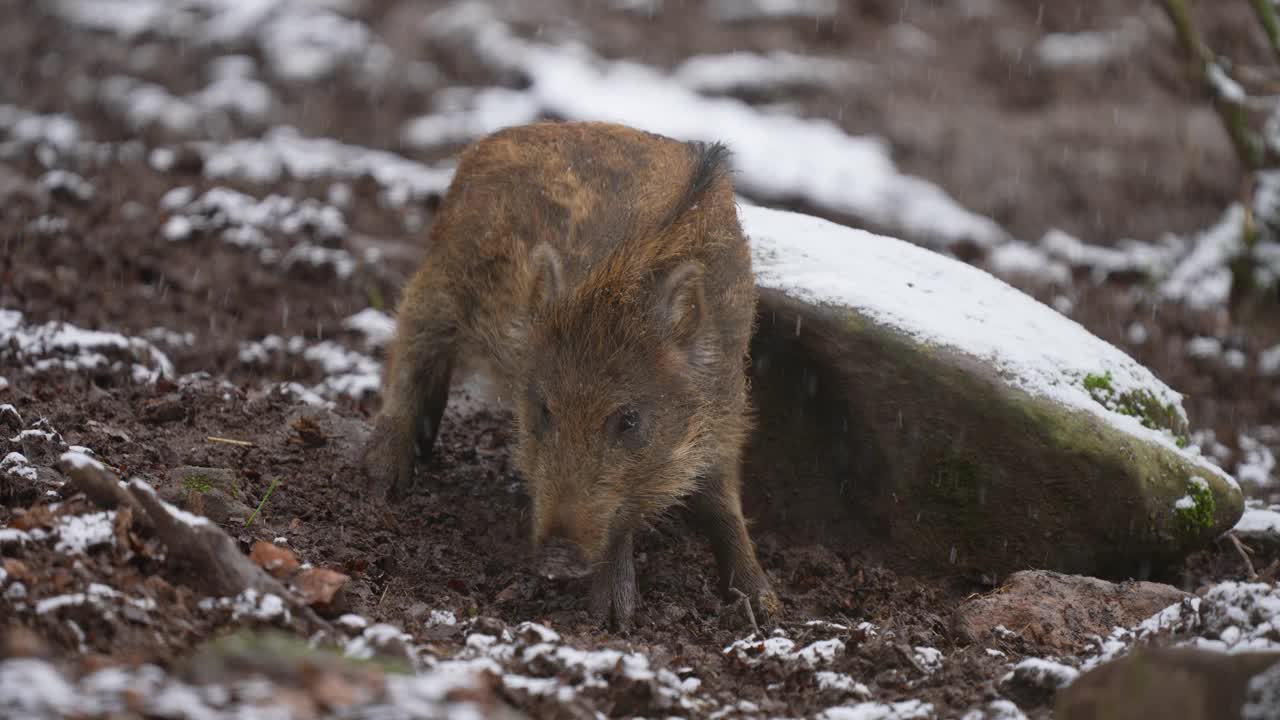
[1228,532,1259,581]
[729,588,760,637]
[1250,0,1280,67]
[1160,0,1267,169]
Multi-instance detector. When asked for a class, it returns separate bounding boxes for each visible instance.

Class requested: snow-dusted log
[740,205,1242,579]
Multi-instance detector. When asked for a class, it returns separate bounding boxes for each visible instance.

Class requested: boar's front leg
[690,466,778,621]
[362,269,456,499]
[589,531,638,630]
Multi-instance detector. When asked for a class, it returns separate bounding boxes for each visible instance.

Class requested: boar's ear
[528,242,564,311]
[658,261,707,349]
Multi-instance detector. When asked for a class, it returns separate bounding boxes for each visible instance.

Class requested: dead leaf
[290,416,327,448]
[294,568,350,615]
[249,540,299,579]
[2,558,30,582]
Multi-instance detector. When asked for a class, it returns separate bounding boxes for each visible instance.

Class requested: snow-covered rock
[741,204,1241,577]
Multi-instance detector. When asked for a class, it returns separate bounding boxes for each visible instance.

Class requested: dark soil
[2,1,1278,718]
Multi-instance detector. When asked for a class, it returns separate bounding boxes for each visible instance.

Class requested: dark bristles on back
[660,140,731,229]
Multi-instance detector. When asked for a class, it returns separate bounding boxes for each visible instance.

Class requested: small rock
[160,466,255,525]
[141,393,186,424]
[954,570,1190,651]
[294,568,350,616]
[1000,657,1080,708]
[249,540,299,579]
[1056,646,1280,720]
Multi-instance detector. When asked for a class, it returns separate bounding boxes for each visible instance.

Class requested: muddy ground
[2,0,1279,718]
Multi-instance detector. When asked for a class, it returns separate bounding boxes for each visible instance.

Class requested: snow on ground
[1238,433,1277,488]
[740,204,1227,481]
[1235,501,1280,535]
[342,308,396,349]
[99,57,274,137]
[239,333,381,405]
[0,309,174,383]
[49,0,395,83]
[1034,18,1145,69]
[706,0,837,23]
[417,1,1007,251]
[196,127,455,208]
[162,185,346,248]
[1161,205,1247,310]
[402,86,541,149]
[671,51,863,95]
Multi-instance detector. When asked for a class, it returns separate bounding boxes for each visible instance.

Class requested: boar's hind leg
[590,531,638,631]
[362,273,456,499]
[690,468,779,620]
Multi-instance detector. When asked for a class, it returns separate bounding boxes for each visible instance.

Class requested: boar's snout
[537,538,593,580]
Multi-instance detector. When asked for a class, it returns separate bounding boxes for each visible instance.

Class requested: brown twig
[729,587,760,637]
[207,436,255,447]
[56,451,331,634]
[1227,532,1259,581]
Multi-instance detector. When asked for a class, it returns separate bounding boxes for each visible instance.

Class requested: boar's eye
[606,405,644,447]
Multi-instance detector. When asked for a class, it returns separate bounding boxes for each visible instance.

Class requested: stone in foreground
[740,205,1241,580]
[1056,646,1280,720]
[953,571,1189,651]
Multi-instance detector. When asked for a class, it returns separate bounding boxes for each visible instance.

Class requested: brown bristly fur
[362,121,775,629]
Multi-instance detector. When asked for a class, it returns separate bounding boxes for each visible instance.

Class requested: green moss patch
[1174,477,1216,535]
[182,473,215,493]
[1083,371,1189,447]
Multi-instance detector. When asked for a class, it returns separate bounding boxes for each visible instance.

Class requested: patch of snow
[672,51,861,95]
[1208,63,1247,104]
[1237,434,1276,487]
[39,170,95,202]
[1127,322,1148,345]
[162,186,346,250]
[707,0,837,22]
[343,308,396,349]
[1039,228,1178,283]
[724,631,845,668]
[53,511,116,554]
[428,610,458,627]
[962,699,1028,720]
[1260,344,1280,377]
[1161,204,1245,310]
[337,613,369,631]
[1035,20,1144,68]
[741,204,1229,482]
[0,528,31,546]
[200,127,454,207]
[819,700,934,720]
[816,671,871,698]
[0,309,173,382]
[989,241,1071,285]
[427,2,1006,251]
[0,452,37,483]
[281,243,356,279]
[1186,336,1222,359]
[1235,505,1280,534]
[1002,657,1079,689]
[402,86,542,149]
[0,105,83,152]
[913,646,943,672]
[143,327,195,349]
[51,0,393,84]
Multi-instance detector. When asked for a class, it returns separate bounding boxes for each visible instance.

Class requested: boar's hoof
[589,560,638,631]
[360,426,415,500]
